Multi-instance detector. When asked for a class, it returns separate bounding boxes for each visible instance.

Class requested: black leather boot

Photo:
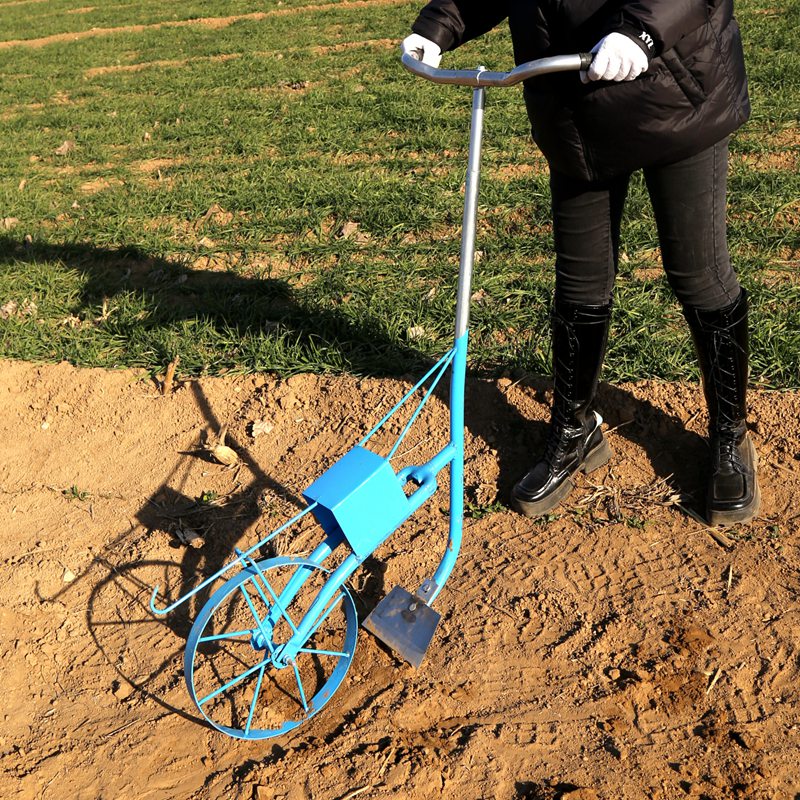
[512,301,612,518]
[683,289,760,525]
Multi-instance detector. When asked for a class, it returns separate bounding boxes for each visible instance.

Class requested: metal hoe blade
[363,585,440,668]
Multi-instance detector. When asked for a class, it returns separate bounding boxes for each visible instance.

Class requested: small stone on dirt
[62,568,76,583]
[250,419,274,438]
[112,680,135,701]
[174,526,203,548]
[732,730,765,751]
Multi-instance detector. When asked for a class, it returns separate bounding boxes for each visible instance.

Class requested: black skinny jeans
[550,138,740,311]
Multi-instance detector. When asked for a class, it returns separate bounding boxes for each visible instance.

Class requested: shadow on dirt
[514,780,584,800]
[601,381,708,505]
[476,377,708,516]
[14,236,710,728]
[85,556,205,725]
[78,376,391,727]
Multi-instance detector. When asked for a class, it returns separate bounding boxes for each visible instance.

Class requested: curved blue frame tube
[430,331,467,602]
[426,86,485,602]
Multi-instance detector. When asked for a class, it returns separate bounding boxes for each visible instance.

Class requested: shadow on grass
[0,235,430,375]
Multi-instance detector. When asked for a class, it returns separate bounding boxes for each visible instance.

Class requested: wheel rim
[184,556,358,740]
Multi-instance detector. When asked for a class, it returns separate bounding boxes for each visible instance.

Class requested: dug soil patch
[1,359,799,799]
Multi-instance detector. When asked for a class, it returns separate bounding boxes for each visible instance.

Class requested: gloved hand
[581,32,649,83]
[401,33,442,68]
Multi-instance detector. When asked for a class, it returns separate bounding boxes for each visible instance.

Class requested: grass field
[1,0,798,386]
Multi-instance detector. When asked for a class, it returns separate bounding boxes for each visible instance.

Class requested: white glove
[401,33,442,68]
[581,32,649,83]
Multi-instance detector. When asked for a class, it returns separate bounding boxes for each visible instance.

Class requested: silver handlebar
[401,51,592,87]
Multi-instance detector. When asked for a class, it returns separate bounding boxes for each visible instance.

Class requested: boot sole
[512,438,612,519]
[706,439,760,526]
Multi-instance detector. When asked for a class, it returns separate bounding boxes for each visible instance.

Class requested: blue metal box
[303,447,413,560]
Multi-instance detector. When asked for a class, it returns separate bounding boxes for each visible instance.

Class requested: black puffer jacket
[411,1,750,180]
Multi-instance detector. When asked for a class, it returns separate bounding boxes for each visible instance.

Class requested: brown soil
[79,177,125,195]
[0,0,49,8]
[84,53,245,79]
[2,359,800,800]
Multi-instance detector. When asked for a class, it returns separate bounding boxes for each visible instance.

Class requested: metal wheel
[184,556,357,739]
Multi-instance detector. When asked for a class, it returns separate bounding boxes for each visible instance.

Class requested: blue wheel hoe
[149,51,592,740]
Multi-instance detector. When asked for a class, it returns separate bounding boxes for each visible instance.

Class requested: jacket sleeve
[615,1,710,55]
[411,0,509,53]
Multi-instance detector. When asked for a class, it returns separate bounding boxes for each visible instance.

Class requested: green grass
[1,0,798,386]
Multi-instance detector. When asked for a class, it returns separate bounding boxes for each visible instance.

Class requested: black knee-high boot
[512,300,612,518]
[682,289,760,525]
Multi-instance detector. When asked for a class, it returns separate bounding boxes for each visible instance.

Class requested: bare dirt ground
[2,358,800,800]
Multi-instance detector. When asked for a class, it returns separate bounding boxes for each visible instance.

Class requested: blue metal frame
[149,81,489,741]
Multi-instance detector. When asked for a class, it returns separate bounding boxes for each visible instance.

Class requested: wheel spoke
[238,583,273,644]
[243,558,298,634]
[244,663,267,736]
[198,657,268,707]
[199,629,253,644]
[291,659,308,713]
[186,558,358,738]
[298,647,350,658]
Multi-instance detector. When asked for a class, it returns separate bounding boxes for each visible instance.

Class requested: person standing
[402,1,759,526]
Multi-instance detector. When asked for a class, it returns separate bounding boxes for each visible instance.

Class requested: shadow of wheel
[86,557,207,725]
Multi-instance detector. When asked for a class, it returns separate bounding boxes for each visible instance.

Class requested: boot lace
[543,408,582,466]
[716,428,745,472]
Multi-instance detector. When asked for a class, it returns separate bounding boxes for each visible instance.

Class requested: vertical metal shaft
[427,84,486,603]
[454,85,485,339]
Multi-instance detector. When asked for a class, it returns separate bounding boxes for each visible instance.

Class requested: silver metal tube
[401,52,591,87]
[454,86,485,339]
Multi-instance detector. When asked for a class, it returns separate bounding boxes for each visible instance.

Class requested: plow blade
[363,585,440,668]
